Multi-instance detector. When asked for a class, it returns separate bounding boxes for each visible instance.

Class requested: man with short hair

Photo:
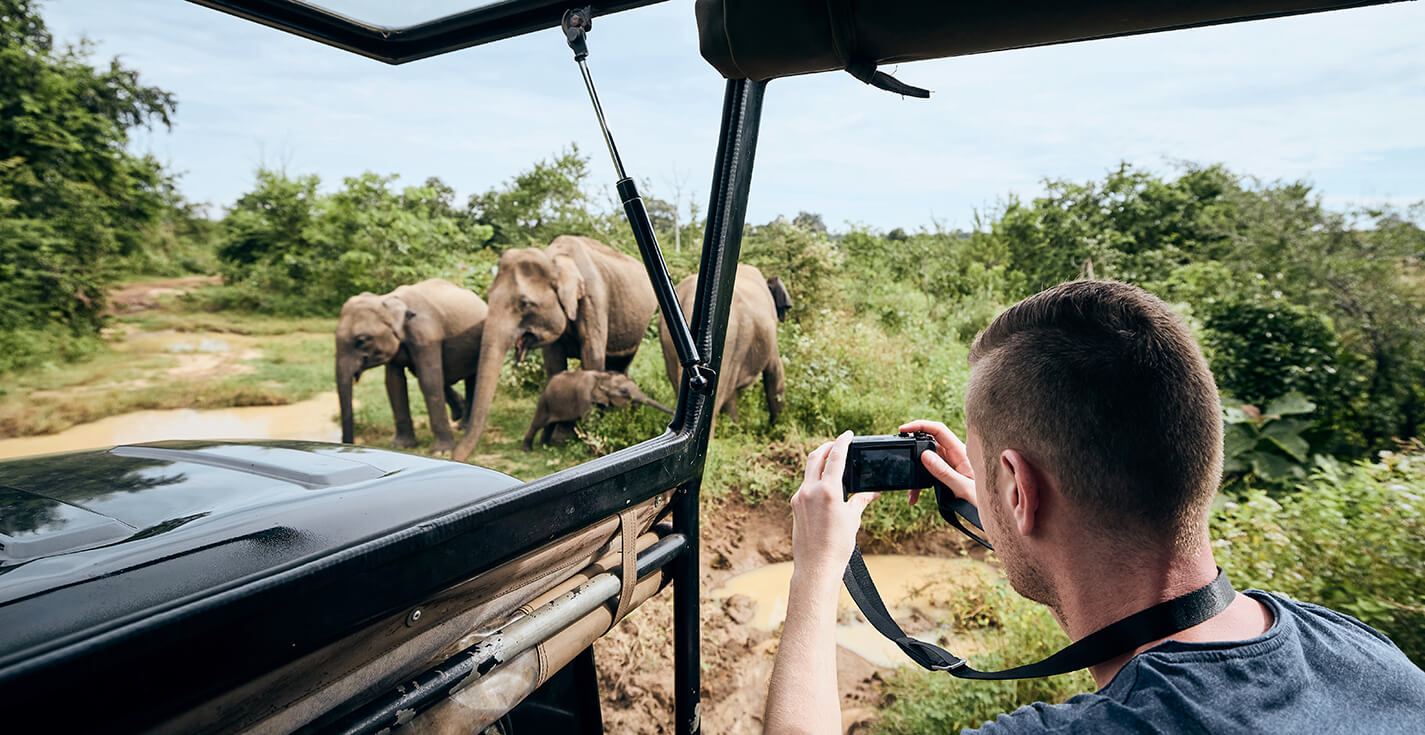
[764,280,1425,733]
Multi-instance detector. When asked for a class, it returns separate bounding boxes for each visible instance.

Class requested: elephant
[522,370,673,451]
[767,275,792,322]
[335,278,487,455]
[452,235,659,462]
[660,264,786,423]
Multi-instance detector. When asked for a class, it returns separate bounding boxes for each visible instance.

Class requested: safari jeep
[0,1,1393,732]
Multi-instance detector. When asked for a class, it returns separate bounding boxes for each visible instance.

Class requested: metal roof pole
[674,76,767,735]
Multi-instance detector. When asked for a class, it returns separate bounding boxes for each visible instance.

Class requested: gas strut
[561,6,707,390]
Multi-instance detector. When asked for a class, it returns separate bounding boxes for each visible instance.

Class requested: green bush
[1203,298,1341,410]
[1211,448,1425,664]
[1,1,175,340]
[0,326,102,374]
[1222,392,1323,490]
[741,217,841,321]
[215,170,492,315]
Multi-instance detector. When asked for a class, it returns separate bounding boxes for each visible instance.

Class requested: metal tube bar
[327,534,687,735]
[673,77,768,735]
[617,177,703,370]
[576,58,627,180]
[568,31,702,372]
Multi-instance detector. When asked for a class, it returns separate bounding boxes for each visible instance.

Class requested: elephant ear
[553,255,585,324]
[380,296,411,341]
[605,374,634,408]
[589,372,615,406]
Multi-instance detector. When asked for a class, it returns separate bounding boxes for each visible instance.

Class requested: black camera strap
[843,544,1235,678]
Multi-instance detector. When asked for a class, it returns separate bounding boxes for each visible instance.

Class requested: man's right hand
[898,420,978,509]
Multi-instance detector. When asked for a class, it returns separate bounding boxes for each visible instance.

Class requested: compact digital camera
[841,431,940,498]
[842,431,990,549]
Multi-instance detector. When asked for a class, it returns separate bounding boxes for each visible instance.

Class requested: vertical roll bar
[672,77,767,735]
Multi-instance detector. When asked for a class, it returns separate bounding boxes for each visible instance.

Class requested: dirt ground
[595,495,969,734]
[108,275,222,314]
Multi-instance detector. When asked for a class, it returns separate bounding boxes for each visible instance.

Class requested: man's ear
[553,255,585,323]
[999,449,1042,537]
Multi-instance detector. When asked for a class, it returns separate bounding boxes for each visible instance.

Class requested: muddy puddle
[713,555,994,667]
[0,393,342,459]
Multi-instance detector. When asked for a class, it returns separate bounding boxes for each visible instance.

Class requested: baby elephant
[523,371,673,451]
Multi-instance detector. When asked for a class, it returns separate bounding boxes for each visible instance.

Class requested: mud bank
[0,392,341,459]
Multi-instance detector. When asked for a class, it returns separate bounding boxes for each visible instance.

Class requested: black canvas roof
[189,0,1402,68]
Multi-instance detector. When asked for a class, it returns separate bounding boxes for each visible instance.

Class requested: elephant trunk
[636,392,675,415]
[453,320,516,462]
[337,353,362,444]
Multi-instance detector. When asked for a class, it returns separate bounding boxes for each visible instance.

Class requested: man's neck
[1044,542,1266,688]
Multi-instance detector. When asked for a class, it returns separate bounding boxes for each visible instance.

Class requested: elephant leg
[605,352,635,374]
[541,423,556,446]
[550,422,575,444]
[457,378,475,432]
[717,367,739,422]
[523,403,547,452]
[764,357,786,424]
[386,365,417,449]
[444,384,465,423]
[542,344,569,380]
[412,351,455,455]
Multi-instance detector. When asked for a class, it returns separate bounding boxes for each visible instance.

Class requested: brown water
[712,555,993,667]
[0,392,342,459]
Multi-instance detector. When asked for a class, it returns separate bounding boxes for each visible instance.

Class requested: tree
[0,0,176,366]
[216,169,492,315]
[467,145,611,249]
[977,162,1425,457]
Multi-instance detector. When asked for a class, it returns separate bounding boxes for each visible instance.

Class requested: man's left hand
[790,431,878,582]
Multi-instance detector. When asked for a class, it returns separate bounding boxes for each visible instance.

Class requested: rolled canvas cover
[696,0,1394,93]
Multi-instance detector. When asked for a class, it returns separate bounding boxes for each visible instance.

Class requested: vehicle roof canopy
[191,0,1399,68]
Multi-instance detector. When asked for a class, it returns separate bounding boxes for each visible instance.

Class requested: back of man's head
[966,280,1222,552]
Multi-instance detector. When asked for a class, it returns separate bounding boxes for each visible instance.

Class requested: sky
[42,0,1425,232]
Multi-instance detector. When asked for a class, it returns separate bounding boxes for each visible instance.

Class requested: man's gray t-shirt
[970,590,1425,734]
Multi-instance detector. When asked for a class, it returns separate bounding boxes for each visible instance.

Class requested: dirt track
[108,275,222,314]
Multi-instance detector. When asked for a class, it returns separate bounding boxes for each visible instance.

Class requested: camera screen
[855,447,917,491]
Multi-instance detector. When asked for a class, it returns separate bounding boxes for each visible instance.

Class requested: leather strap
[826,0,931,98]
[609,508,640,629]
[844,548,1236,678]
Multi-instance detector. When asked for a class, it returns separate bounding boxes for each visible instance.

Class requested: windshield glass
[296,0,495,27]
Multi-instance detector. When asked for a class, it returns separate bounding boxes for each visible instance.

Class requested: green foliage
[0,0,176,368]
[976,162,1424,459]
[740,216,840,321]
[1203,299,1341,410]
[1222,392,1321,488]
[214,170,492,314]
[873,579,1095,734]
[121,177,220,277]
[467,145,614,249]
[1211,447,1425,664]
[990,164,1239,294]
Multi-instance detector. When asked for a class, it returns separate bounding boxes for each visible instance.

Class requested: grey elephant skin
[335,278,487,455]
[522,370,673,451]
[767,275,792,322]
[453,235,658,462]
[660,263,786,423]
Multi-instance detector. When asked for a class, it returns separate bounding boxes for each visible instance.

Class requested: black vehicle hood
[0,440,520,661]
